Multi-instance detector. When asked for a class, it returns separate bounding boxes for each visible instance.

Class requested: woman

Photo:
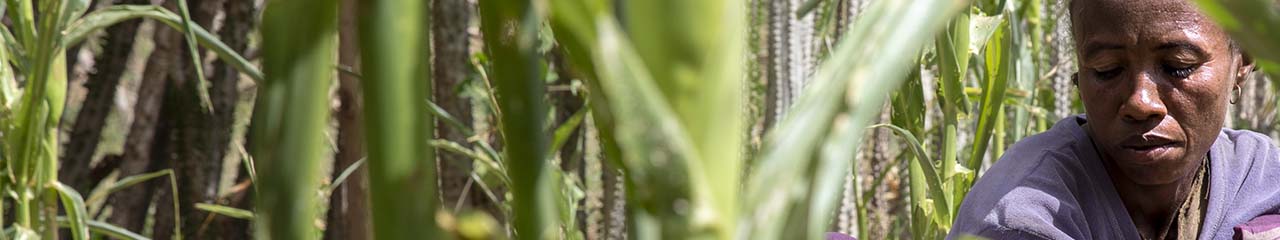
[948,0,1280,239]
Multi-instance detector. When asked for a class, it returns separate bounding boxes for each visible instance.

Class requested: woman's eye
[1093,67,1123,80]
[1163,64,1198,79]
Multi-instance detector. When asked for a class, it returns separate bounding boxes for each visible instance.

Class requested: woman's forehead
[1071,0,1228,50]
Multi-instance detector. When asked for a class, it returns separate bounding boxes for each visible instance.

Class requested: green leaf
[56,217,150,240]
[85,170,173,204]
[976,0,1006,16]
[1192,0,1280,64]
[195,203,255,220]
[479,0,555,237]
[174,0,213,112]
[428,100,475,136]
[967,19,1012,171]
[549,107,587,159]
[935,11,971,221]
[745,0,967,238]
[252,0,341,238]
[871,124,954,230]
[893,61,935,237]
[937,12,971,116]
[590,19,700,237]
[10,225,37,240]
[328,158,365,192]
[51,182,89,240]
[64,5,263,82]
[968,14,1005,56]
[796,0,828,17]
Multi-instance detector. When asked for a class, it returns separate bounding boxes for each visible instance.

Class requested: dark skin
[1071,0,1254,238]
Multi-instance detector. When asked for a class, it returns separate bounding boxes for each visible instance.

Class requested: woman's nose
[1118,72,1167,123]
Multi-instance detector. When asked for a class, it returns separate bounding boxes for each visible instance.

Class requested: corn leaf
[622,0,747,236]
[327,159,365,192]
[744,0,967,238]
[478,0,553,238]
[51,182,88,240]
[967,19,1011,173]
[195,203,255,220]
[173,0,212,112]
[252,0,340,238]
[870,124,952,230]
[893,61,935,238]
[1193,0,1280,66]
[55,218,149,240]
[64,5,263,82]
[590,19,700,238]
[549,107,587,159]
[84,170,172,204]
[935,10,971,218]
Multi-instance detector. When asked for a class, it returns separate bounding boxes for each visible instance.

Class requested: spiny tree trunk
[549,48,587,237]
[206,0,256,238]
[1049,0,1074,120]
[432,0,481,217]
[762,0,791,130]
[105,17,178,234]
[167,0,237,237]
[325,0,372,238]
[61,0,150,194]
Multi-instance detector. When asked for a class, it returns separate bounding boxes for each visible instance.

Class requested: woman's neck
[1103,155,1204,239]
[1084,122,1205,238]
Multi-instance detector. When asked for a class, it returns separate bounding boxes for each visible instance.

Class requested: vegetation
[0,0,1275,239]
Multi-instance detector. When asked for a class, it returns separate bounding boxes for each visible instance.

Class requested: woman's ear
[1237,50,1255,86]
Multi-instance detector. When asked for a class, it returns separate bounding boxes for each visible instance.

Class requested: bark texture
[61,0,149,194]
[325,0,372,238]
[105,17,178,234]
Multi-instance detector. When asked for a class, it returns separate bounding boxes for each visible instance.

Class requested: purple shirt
[948,115,1280,239]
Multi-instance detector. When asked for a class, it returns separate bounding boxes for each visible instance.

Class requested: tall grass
[478,0,555,238]
[547,0,966,239]
[250,0,339,238]
[1194,0,1280,81]
[6,0,1273,239]
[358,0,439,239]
[0,0,258,239]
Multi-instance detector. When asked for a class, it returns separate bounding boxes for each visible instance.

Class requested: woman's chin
[1110,147,1191,185]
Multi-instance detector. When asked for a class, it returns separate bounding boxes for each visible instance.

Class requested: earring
[1230,85,1242,104]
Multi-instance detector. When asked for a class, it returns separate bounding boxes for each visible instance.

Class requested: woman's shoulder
[1213,128,1280,179]
[1203,128,1280,239]
[949,116,1133,239]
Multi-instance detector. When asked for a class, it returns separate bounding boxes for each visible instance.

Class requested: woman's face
[1072,0,1250,185]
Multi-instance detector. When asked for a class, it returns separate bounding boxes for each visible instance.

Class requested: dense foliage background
[0,0,1277,239]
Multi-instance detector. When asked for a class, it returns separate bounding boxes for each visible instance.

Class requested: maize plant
[545,0,966,239]
[1194,0,1280,81]
[358,0,439,239]
[0,0,258,239]
[0,0,1274,239]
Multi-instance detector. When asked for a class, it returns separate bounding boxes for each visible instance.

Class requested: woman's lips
[1118,135,1181,164]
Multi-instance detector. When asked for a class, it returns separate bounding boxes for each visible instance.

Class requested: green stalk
[1014,0,1039,141]
[478,0,553,238]
[966,19,1012,179]
[746,0,967,238]
[357,0,438,238]
[892,61,932,238]
[994,107,1006,162]
[9,0,78,234]
[625,0,746,237]
[935,11,969,219]
[251,0,338,238]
